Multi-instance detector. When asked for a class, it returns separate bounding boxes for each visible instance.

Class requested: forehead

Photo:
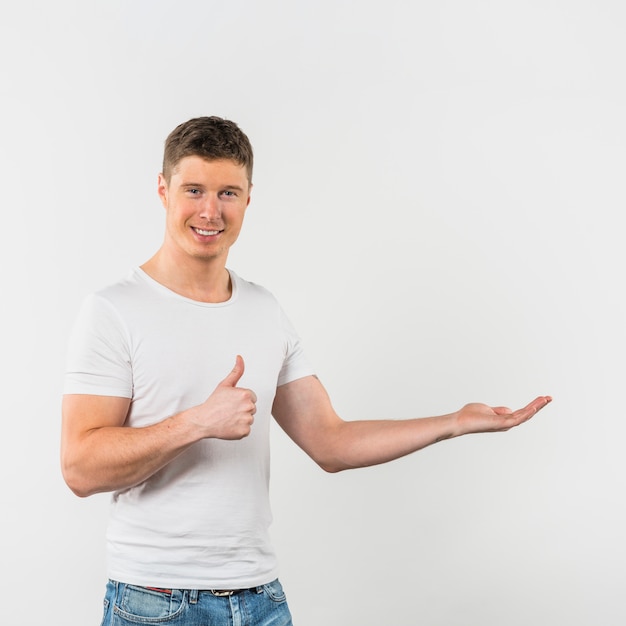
[171,156,249,187]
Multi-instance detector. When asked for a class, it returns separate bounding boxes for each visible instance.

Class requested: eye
[221,190,237,197]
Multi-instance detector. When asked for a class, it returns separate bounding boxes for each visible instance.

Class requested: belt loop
[114,580,123,604]
[189,589,199,604]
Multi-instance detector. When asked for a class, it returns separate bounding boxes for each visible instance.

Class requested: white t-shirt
[64,268,314,589]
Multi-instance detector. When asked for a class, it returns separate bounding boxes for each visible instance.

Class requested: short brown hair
[162,116,254,184]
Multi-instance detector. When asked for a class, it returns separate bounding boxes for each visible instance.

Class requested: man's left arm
[272,375,551,473]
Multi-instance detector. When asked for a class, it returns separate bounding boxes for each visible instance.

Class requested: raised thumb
[218,355,245,388]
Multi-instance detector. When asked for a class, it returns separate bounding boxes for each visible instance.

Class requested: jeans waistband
[188,586,265,602]
[208,588,249,597]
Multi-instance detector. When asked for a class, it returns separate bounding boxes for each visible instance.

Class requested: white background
[1,1,624,624]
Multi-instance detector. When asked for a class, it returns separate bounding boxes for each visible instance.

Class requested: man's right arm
[61,355,256,497]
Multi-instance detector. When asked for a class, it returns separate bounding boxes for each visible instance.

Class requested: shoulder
[71,269,150,337]
[94,268,152,302]
[82,269,175,322]
[230,270,280,306]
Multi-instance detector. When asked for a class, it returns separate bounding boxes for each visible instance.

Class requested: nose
[199,195,221,220]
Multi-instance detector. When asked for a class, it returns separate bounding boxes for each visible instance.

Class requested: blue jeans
[101,579,293,626]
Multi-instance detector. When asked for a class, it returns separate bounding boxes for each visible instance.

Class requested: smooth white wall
[1,1,624,624]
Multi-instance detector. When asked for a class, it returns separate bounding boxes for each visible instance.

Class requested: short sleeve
[277,308,315,387]
[63,294,133,398]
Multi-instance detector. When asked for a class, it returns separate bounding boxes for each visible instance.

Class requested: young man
[61,116,551,626]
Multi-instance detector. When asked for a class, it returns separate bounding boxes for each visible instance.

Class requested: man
[61,116,551,626]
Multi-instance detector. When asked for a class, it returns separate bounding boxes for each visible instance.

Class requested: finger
[218,355,245,388]
[248,390,258,414]
[514,395,552,422]
[524,395,552,414]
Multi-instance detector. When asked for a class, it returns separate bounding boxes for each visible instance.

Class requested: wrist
[167,407,206,444]
[445,410,464,439]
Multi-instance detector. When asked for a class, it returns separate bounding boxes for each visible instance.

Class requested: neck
[141,248,232,303]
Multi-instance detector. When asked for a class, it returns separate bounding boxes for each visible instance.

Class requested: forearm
[319,413,459,473]
[315,396,551,472]
[62,411,199,497]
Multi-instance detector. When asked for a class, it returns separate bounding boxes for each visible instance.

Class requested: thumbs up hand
[192,355,257,440]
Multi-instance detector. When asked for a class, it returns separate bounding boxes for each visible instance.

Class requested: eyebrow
[181,182,246,191]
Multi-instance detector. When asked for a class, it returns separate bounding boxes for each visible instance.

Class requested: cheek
[164,209,189,238]
[166,203,192,224]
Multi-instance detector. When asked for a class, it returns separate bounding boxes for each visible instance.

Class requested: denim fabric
[101,579,293,626]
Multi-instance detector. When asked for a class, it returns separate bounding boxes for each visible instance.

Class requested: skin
[146,155,252,302]
[61,156,552,497]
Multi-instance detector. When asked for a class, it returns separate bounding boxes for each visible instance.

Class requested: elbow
[318,460,340,473]
[62,475,91,498]
[315,454,351,474]
[68,485,93,498]
[62,470,91,498]
[61,456,97,498]
[309,429,354,473]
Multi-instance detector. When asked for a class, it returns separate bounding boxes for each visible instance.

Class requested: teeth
[194,228,220,236]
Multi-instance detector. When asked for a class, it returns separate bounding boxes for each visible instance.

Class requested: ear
[245,182,253,208]
[157,173,169,208]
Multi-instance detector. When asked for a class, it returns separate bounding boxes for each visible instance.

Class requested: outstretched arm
[272,375,551,473]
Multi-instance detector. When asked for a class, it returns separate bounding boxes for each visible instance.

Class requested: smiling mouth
[193,227,223,236]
